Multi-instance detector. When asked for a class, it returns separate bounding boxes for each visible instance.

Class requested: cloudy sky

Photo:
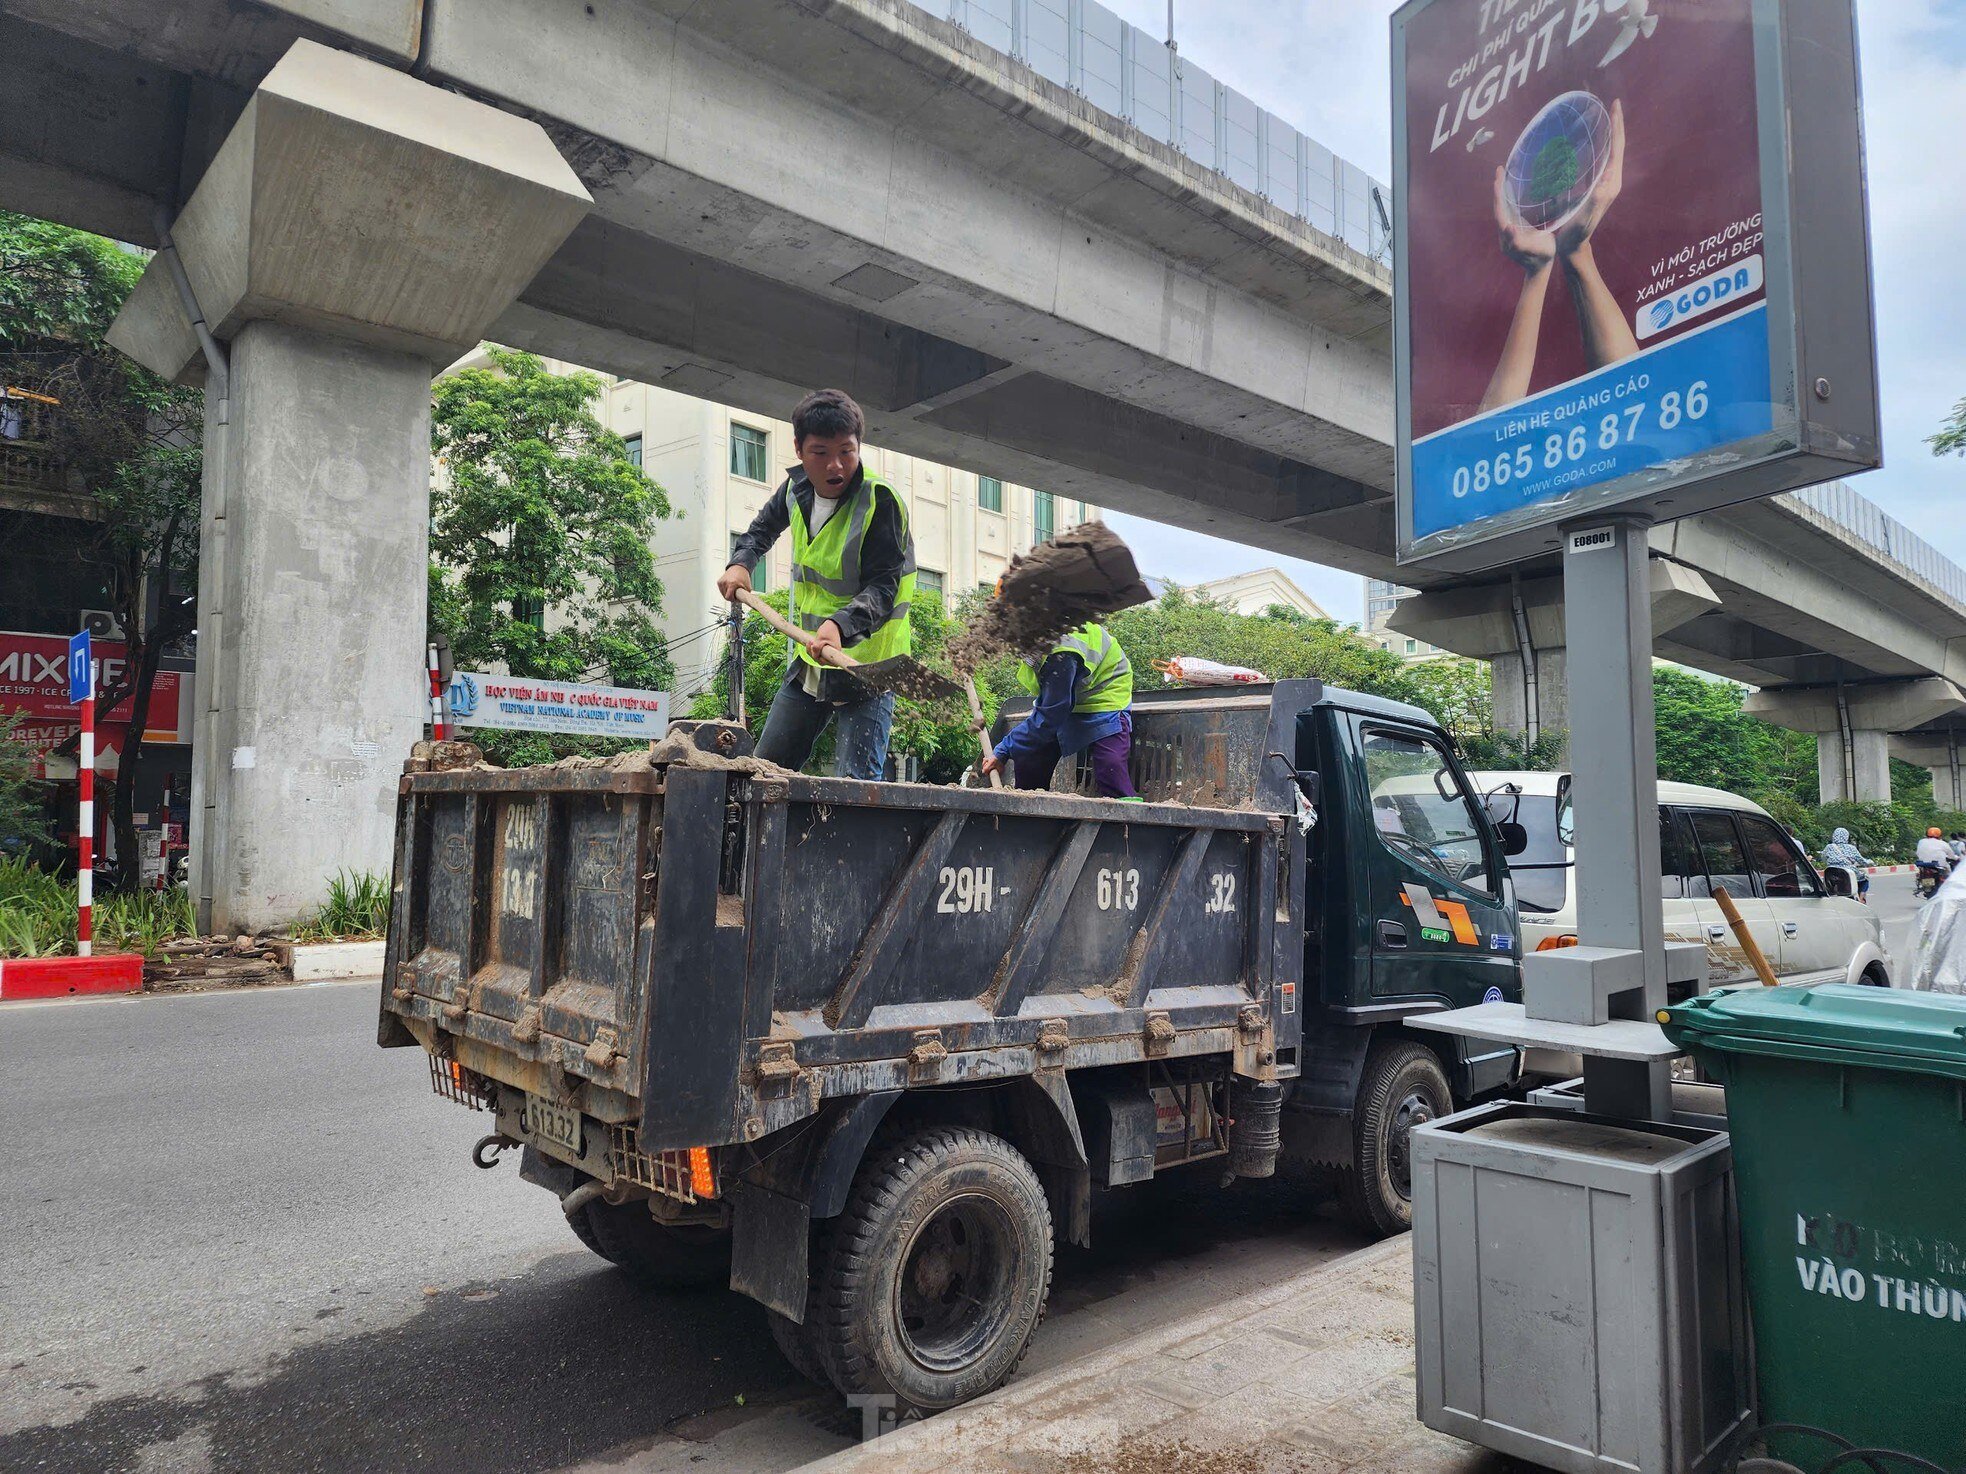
[1095,0,1966,625]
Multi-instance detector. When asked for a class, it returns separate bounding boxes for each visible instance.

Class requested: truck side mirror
[1497,821,1529,857]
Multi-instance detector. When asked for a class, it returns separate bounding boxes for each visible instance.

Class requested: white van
[1470,772,1892,992]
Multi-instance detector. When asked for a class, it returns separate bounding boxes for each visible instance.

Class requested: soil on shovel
[951,521,1153,673]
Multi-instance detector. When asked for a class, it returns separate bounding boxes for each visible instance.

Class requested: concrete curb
[0,953,145,1001]
[804,1235,1413,1471]
[288,939,386,981]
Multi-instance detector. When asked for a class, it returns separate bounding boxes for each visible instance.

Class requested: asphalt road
[0,978,1365,1474]
[0,879,1926,1473]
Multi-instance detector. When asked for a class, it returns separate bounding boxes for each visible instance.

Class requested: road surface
[0,978,1365,1474]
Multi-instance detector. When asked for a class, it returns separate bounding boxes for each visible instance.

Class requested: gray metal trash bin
[1412,1102,1752,1474]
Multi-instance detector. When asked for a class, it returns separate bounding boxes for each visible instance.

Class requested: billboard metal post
[1554,518,1669,1119]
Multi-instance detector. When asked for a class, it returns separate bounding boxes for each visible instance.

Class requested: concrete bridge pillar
[108,40,589,932]
[1890,729,1966,812]
[1389,560,1719,766]
[1742,679,1966,806]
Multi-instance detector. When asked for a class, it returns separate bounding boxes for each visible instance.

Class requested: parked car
[1470,772,1890,1078]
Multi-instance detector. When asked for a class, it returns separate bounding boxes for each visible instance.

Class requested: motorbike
[1915,861,1950,900]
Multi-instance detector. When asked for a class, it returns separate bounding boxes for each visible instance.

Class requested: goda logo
[1648,298,1677,333]
[448,673,480,719]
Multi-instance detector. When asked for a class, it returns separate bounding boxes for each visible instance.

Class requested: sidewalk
[807,1236,1499,1474]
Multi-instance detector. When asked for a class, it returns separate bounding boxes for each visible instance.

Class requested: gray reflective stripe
[794,601,912,638]
[792,562,860,598]
[1083,650,1129,699]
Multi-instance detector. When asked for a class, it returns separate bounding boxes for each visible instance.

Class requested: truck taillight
[1536,934,1579,952]
[689,1146,717,1199]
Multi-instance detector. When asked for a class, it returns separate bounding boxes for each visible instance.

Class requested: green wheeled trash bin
[1662,983,1966,1469]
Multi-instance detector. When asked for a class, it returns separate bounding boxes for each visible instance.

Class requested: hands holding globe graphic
[1481,96,1640,413]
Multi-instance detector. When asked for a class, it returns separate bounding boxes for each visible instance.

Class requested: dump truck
[379,680,1520,1414]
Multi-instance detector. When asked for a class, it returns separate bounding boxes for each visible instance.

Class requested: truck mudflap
[382,754,1304,1155]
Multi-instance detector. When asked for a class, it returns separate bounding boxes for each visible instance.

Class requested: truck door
[1355,722,1516,1008]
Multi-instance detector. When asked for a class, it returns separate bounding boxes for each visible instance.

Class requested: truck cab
[1012,680,1521,1233]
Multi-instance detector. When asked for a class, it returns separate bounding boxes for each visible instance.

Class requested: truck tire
[565,1201,607,1259]
[815,1127,1053,1416]
[581,1198,731,1291]
[1342,1040,1452,1238]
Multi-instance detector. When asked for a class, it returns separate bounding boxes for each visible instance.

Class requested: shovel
[733,588,963,704]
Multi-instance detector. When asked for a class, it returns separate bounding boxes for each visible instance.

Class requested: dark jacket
[727,466,912,646]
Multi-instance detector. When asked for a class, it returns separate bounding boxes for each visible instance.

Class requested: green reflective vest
[1015,623,1132,713]
[788,472,915,668]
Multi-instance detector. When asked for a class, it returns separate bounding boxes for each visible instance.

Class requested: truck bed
[380,740,1304,1157]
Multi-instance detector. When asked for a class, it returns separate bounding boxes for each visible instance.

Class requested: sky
[1096,0,1966,627]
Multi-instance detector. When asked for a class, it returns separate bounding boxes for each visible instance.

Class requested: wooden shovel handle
[964,674,1003,789]
[733,587,860,670]
[1712,886,1780,987]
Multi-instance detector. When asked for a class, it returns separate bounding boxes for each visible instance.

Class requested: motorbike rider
[1916,827,1954,894]
[1820,827,1873,903]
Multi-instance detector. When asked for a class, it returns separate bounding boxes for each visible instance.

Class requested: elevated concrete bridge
[3,0,1960,921]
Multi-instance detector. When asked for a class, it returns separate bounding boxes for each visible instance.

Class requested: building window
[978,476,1004,513]
[514,595,545,631]
[730,534,766,593]
[917,569,945,606]
[1033,490,1055,544]
[624,433,642,468]
[730,423,770,483]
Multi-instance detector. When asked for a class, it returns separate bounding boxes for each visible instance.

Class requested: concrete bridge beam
[1388,559,1720,763]
[107,40,590,932]
[1742,679,1966,805]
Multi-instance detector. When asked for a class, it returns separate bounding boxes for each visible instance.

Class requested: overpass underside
[1,0,1410,576]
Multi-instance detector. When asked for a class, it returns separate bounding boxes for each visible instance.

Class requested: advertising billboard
[446,671,670,741]
[1393,0,1879,571]
[0,631,187,775]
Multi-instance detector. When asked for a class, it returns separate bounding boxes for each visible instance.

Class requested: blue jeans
[755,667,896,780]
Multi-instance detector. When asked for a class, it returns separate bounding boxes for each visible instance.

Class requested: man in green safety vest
[718,389,917,780]
[981,621,1139,799]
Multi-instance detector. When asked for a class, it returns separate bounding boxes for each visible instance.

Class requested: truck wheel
[1343,1041,1452,1238]
[816,1127,1053,1416]
[565,1201,607,1258]
[582,1198,731,1291]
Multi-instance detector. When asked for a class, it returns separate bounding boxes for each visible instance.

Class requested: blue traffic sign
[68,630,91,703]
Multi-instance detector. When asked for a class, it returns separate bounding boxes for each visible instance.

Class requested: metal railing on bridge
[1779,482,1966,614]
[932,0,1392,264]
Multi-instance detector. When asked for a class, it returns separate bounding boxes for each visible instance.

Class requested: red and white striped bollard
[77,660,94,957]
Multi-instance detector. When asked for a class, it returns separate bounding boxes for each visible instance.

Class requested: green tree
[1930,396,1966,458]
[1651,666,1815,804]
[0,212,203,887]
[1100,587,1424,702]
[428,348,675,764]
[0,712,51,857]
[1404,656,1565,770]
